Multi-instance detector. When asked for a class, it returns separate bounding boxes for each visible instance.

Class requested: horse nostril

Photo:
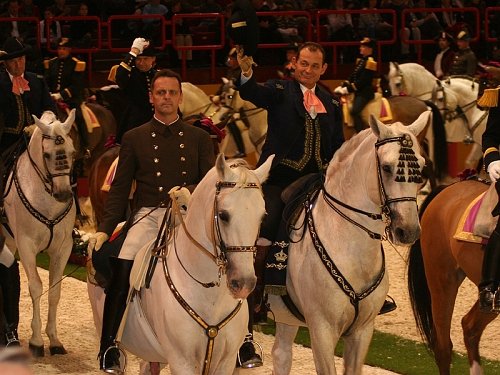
[230,279,241,291]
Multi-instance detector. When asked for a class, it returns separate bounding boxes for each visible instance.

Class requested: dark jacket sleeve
[115,53,136,90]
[237,76,280,112]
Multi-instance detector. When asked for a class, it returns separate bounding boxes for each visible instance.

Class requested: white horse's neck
[402,64,437,99]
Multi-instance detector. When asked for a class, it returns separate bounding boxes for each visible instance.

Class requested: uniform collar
[152,115,182,135]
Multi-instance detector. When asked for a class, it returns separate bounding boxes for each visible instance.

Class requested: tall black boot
[98,257,133,373]
[0,260,21,346]
[252,245,270,324]
[479,230,500,312]
[237,295,263,369]
[228,122,246,158]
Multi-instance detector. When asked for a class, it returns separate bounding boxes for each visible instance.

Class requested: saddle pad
[453,191,489,244]
[342,95,393,128]
[101,157,136,198]
[80,103,100,133]
[378,97,393,122]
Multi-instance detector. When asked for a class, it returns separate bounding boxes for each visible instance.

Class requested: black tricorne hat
[360,37,376,49]
[140,45,158,57]
[0,37,30,61]
[57,37,73,48]
[457,30,471,41]
[434,31,454,43]
[227,0,259,57]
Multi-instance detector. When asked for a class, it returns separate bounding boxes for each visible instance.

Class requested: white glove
[334,86,349,95]
[131,38,149,55]
[488,160,500,182]
[23,124,36,136]
[87,232,109,252]
[236,46,256,76]
[168,186,191,209]
[51,92,62,101]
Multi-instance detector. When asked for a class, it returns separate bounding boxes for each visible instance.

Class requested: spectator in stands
[0,0,33,45]
[433,31,455,79]
[168,0,193,66]
[111,37,157,142]
[327,0,355,42]
[409,0,441,40]
[449,29,477,77]
[358,0,393,41]
[276,1,302,43]
[39,8,61,49]
[19,0,39,18]
[380,0,415,61]
[277,41,299,79]
[47,0,71,17]
[44,37,88,150]
[141,0,168,42]
[70,2,96,48]
[437,0,465,35]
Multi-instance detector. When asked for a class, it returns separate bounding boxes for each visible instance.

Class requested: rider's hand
[87,232,109,252]
[236,46,256,77]
[334,86,349,95]
[168,186,191,210]
[23,124,36,136]
[131,38,149,56]
[51,93,62,101]
[488,160,500,182]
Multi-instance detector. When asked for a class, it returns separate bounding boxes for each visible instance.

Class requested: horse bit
[308,134,421,334]
[157,179,260,375]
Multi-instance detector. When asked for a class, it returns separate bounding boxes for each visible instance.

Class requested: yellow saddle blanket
[342,93,393,128]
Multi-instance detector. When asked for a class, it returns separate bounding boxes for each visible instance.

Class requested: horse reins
[307,134,419,335]
[155,179,260,375]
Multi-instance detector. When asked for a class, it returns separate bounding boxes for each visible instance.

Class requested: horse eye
[382,165,392,173]
[218,211,230,222]
[43,152,50,159]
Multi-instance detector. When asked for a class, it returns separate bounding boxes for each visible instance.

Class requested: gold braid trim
[477,87,499,108]
[484,147,499,159]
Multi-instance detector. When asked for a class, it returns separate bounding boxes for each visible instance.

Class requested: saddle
[101,156,136,198]
[342,92,393,128]
[80,103,101,133]
[454,181,497,243]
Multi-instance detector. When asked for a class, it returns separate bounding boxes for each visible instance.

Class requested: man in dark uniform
[334,37,378,133]
[479,90,500,313]
[0,36,55,347]
[87,69,215,373]
[236,41,345,367]
[449,30,477,77]
[111,37,157,143]
[44,37,88,151]
[433,31,455,79]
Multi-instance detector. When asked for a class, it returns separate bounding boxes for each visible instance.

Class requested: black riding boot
[228,122,246,158]
[98,257,133,373]
[479,230,500,313]
[237,295,263,369]
[0,260,21,346]
[252,245,270,324]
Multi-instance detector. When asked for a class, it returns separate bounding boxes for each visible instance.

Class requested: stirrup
[237,334,264,369]
[100,344,127,374]
[5,329,20,347]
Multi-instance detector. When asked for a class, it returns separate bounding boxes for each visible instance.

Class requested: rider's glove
[168,186,191,210]
[131,38,149,56]
[488,160,500,182]
[87,232,109,252]
[51,93,62,101]
[236,46,256,77]
[334,86,349,95]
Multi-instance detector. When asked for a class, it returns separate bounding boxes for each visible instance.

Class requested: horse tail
[408,184,449,352]
[424,100,448,180]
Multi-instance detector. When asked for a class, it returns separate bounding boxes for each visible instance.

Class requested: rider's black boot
[228,122,246,158]
[0,260,21,346]
[252,245,270,324]
[479,230,500,313]
[98,257,133,373]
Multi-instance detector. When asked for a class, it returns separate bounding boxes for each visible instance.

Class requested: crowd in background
[2,0,500,75]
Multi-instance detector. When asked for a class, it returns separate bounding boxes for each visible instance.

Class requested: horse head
[209,154,273,299]
[369,111,430,245]
[388,62,404,96]
[31,109,76,202]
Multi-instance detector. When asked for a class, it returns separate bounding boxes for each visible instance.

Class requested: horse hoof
[29,344,45,357]
[50,346,67,355]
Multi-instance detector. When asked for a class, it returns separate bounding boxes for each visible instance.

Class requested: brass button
[182,171,187,175]
[158,186,164,192]
[151,132,156,137]
[153,144,158,150]
[156,171,161,177]
[180,156,186,161]
[179,144,185,149]
[154,158,159,163]
[179,131,184,136]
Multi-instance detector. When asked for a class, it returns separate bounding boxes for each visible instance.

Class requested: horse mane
[331,129,373,165]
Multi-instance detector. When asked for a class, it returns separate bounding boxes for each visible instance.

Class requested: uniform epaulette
[108,65,119,83]
[477,87,500,108]
[366,57,377,71]
[43,57,57,70]
[72,57,86,72]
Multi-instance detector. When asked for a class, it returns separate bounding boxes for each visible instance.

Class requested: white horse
[216,78,268,162]
[268,112,429,374]
[88,154,273,374]
[2,110,77,356]
[387,62,488,169]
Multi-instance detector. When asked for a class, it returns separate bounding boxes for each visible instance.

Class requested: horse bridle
[10,132,73,251]
[155,179,261,375]
[306,134,420,335]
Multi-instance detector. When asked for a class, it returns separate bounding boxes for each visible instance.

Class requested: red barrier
[485,7,500,43]
[316,9,397,76]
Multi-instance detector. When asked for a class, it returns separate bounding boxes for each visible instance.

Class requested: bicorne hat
[360,37,376,49]
[0,37,30,61]
[227,0,259,57]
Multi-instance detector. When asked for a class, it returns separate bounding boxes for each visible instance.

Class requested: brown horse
[408,179,498,375]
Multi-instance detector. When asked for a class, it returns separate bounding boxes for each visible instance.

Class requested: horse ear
[215,153,238,181]
[408,110,431,137]
[62,109,76,134]
[32,114,51,134]
[222,77,229,84]
[253,154,275,184]
[369,114,389,139]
